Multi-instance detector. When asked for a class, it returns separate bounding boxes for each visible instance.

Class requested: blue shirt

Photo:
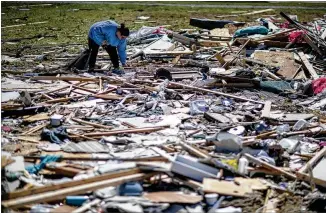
[88,20,127,65]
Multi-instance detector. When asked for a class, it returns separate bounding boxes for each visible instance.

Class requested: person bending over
[88,20,129,75]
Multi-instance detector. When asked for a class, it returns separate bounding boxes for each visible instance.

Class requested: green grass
[2,2,326,53]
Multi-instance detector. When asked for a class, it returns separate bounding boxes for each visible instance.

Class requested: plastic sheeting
[128,26,166,44]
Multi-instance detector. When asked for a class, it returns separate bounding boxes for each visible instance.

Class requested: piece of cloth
[41,127,69,144]
[259,80,294,94]
[88,37,120,69]
[312,77,326,95]
[88,20,127,65]
[288,30,304,43]
[25,155,61,174]
[234,26,269,38]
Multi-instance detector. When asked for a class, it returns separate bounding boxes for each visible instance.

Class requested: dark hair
[118,23,130,37]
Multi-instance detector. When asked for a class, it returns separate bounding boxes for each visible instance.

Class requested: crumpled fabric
[25,155,61,174]
[288,30,305,43]
[260,80,294,94]
[312,77,326,95]
[41,127,69,144]
[234,26,268,38]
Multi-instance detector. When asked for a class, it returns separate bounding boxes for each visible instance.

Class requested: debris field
[1,8,326,213]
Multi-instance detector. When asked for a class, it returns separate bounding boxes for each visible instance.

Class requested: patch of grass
[1,2,326,53]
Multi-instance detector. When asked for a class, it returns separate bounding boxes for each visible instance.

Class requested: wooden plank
[303,34,323,56]
[214,52,226,66]
[203,178,252,197]
[5,168,141,199]
[179,141,209,159]
[298,52,319,80]
[23,113,49,123]
[31,76,99,82]
[298,147,326,174]
[72,85,97,94]
[144,191,202,204]
[38,96,83,105]
[71,118,113,130]
[261,101,272,118]
[296,171,326,188]
[244,153,296,180]
[69,126,168,138]
[22,123,48,135]
[169,81,264,104]
[45,165,81,177]
[242,8,274,16]
[2,172,155,209]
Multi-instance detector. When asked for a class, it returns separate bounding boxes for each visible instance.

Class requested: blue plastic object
[66,196,88,206]
[118,181,143,196]
[25,155,61,174]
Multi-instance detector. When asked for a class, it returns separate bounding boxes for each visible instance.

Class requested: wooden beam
[2,172,155,209]
[298,52,319,80]
[37,96,83,105]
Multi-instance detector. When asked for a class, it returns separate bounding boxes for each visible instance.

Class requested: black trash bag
[65,49,90,71]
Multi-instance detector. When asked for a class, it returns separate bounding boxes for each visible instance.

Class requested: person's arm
[117,39,127,65]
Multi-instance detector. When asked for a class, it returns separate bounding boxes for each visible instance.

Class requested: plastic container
[238,156,249,175]
[205,193,218,206]
[209,132,242,153]
[66,196,88,206]
[293,119,309,131]
[50,114,63,127]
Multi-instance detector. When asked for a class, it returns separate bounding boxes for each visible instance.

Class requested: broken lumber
[69,126,169,138]
[244,153,296,180]
[169,81,264,104]
[298,52,319,80]
[2,171,156,208]
[261,101,272,118]
[31,76,99,82]
[71,118,113,130]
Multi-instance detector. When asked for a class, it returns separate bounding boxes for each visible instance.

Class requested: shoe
[88,67,95,72]
[112,67,125,75]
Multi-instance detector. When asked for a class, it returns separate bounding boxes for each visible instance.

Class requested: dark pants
[88,37,119,69]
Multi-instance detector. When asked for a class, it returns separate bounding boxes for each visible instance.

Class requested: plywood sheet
[253,50,299,78]
[203,178,252,197]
